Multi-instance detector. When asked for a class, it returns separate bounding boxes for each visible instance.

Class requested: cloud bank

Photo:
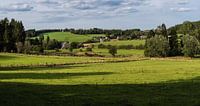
[0,0,199,29]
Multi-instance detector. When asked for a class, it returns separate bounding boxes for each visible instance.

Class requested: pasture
[93,39,145,46]
[92,48,144,56]
[42,32,105,42]
[1,53,200,105]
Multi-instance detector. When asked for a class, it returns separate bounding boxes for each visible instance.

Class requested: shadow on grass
[0,65,88,71]
[0,77,200,106]
[0,72,113,79]
[0,55,17,60]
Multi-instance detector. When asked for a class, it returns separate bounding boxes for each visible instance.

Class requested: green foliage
[145,35,170,57]
[46,36,50,44]
[86,47,93,52]
[39,35,44,44]
[168,27,180,56]
[46,39,61,50]
[176,21,195,34]
[155,24,168,38]
[69,42,79,52]
[0,18,26,52]
[147,30,155,39]
[182,35,200,57]
[108,46,117,56]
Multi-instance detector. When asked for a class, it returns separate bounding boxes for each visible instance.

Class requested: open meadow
[42,32,105,42]
[93,40,145,46]
[1,53,200,106]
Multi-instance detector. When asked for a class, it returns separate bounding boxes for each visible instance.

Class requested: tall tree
[182,35,200,57]
[0,18,26,52]
[147,30,155,39]
[168,27,179,56]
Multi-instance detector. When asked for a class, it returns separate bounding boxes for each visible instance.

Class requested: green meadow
[1,53,200,105]
[93,39,145,46]
[42,32,105,42]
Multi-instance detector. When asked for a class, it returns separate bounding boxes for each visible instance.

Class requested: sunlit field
[93,39,145,46]
[1,53,200,105]
[42,32,105,42]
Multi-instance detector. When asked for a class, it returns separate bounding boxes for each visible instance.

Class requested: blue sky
[0,0,199,30]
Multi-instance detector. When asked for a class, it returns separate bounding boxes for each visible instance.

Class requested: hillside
[42,32,105,42]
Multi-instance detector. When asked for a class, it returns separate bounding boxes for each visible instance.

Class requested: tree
[182,35,200,57]
[0,18,26,52]
[155,24,168,38]
[145,35,170,57]
[46,39,61,50]
[46,36,50,44]
[161,24,168,38]
[23,41,32,54]
[147,30,155,39]
[16,42,23,53]
[168,27,179,56]
[69,42,78,52]
[39,35,44,45]
[108,46,117,57]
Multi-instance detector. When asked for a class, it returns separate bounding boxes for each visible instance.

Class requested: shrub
[182,35,200,57]
[144,35,170,57]
[98,44,107,49]
[46,39,61,50]
[108,46,117,57]
[86,48,92,52]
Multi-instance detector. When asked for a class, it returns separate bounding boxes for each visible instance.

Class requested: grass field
[1,53,200,105]
[42,32,105,42]
[93,40,145,46]
[93,48,144,56]
[0,53,139,67]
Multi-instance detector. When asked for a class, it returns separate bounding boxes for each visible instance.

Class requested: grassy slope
[1,53,200,105]
[43,32,105,42]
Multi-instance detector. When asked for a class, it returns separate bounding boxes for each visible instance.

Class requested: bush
[182,35,200,57]
[98,44,107,49]
[144,35,170,57]
[86,48,92,52]
[46,39,61,50]
[69,42,79,52]
[108,46,117,57]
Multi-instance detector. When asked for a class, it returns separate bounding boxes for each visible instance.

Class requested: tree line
[0,18,26,52]
[145,23,200,57]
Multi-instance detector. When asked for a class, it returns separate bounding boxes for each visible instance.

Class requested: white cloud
[0,0,199,29]
[170,7,192,12]
[177,0,190,5]
[0,3,33,12]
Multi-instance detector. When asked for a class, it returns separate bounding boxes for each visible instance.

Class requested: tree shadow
[0,77,200,106]
[0,55,18,60]
[0,72,113,79]
[0,65,88,71]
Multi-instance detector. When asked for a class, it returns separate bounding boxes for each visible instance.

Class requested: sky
[0,0,199,30]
